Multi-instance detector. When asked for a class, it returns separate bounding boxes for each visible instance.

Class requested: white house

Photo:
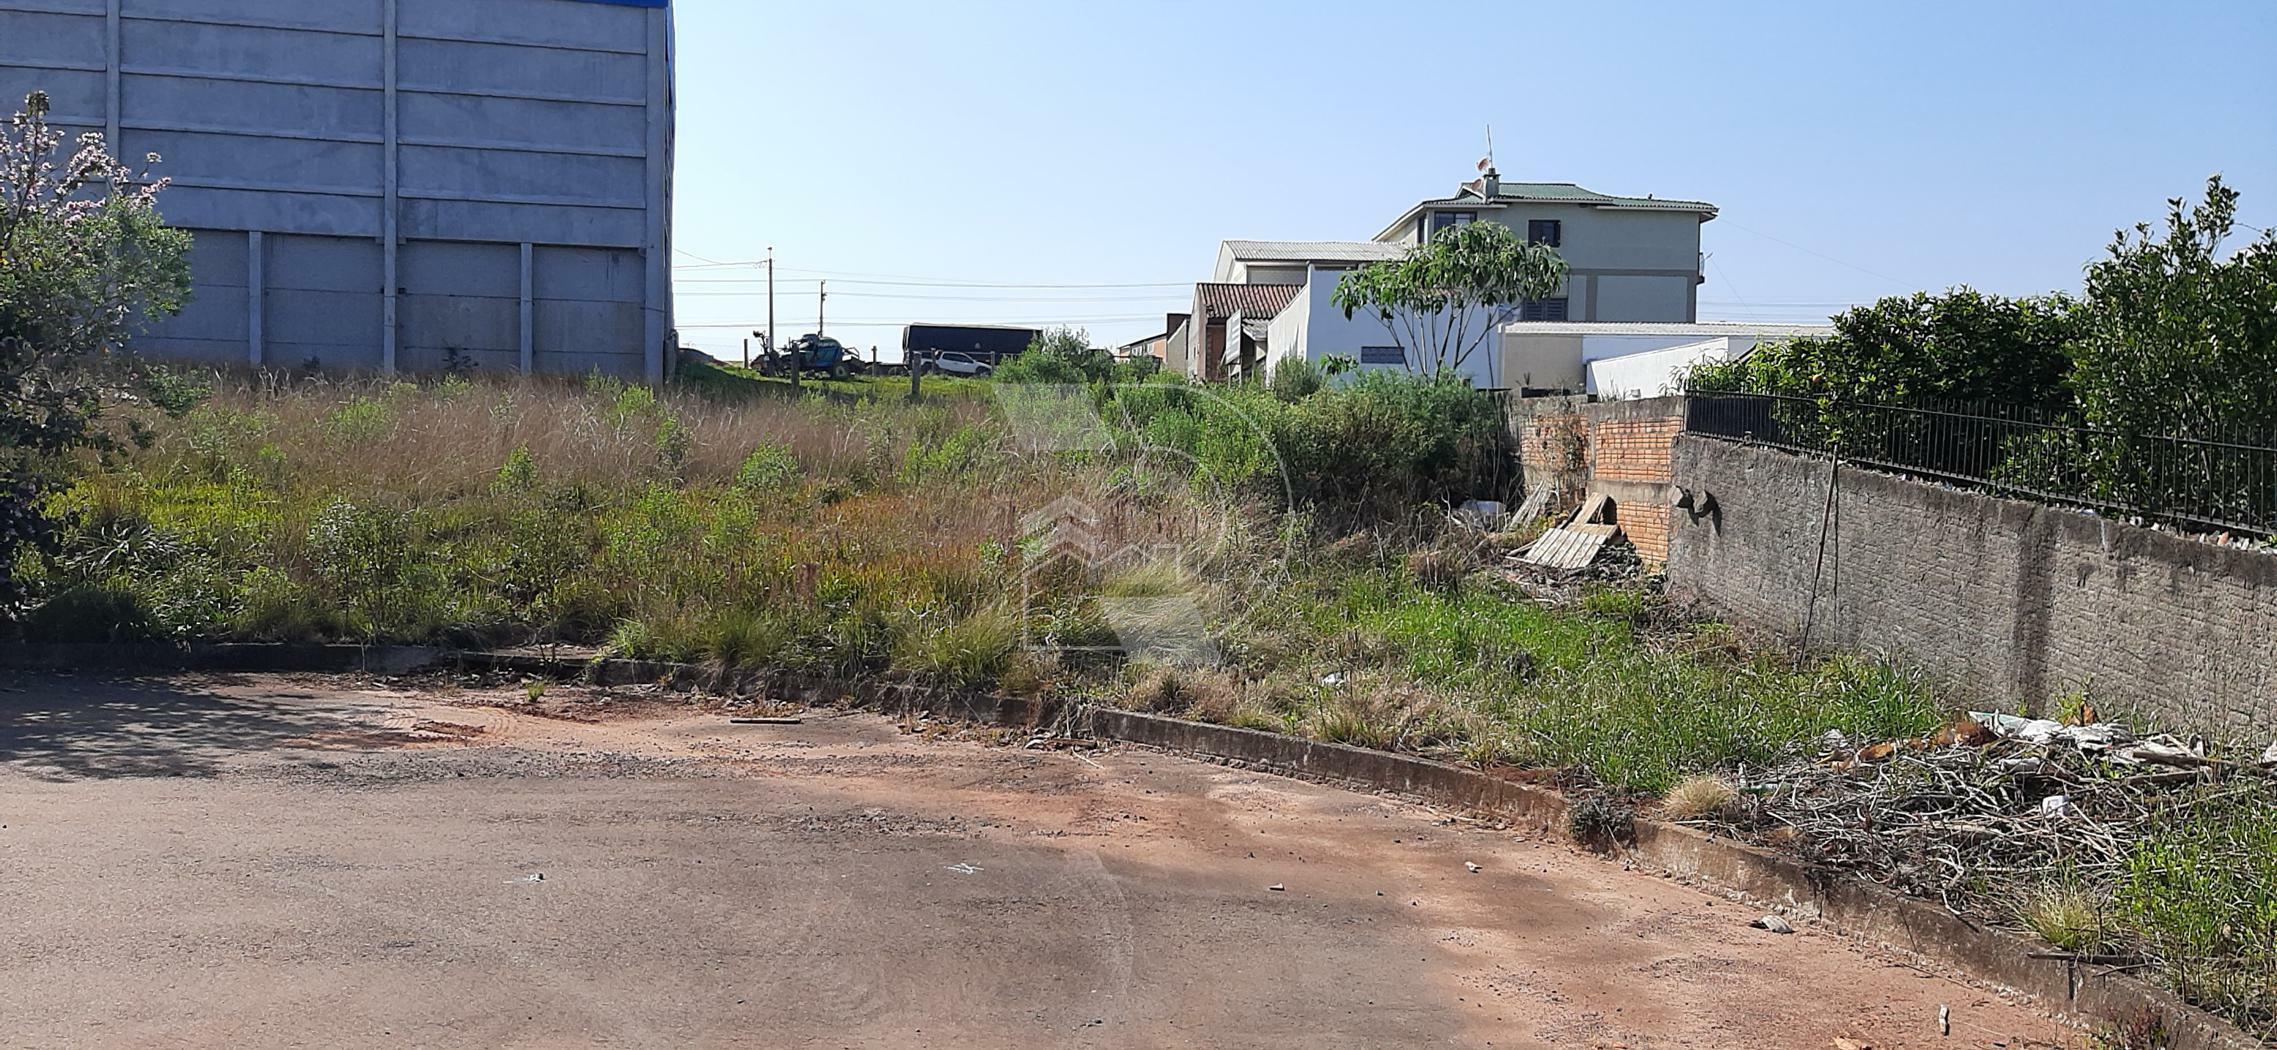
[1262,265,1511,387]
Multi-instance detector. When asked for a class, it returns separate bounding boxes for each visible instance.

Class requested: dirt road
[0,672,2075,1048]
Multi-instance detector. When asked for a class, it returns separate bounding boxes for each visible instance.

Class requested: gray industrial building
[0,0,676,381]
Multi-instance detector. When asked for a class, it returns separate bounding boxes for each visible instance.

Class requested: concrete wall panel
[533,348,641,377]
[124,129,385,193]
[265,234,380,293]
[397,38,643,101]
[534,244,643,302]
[399,239,520,297]
[400,239,519,370]
[123,0,381,34]
[0,66,103,121]
[398,143,643,205]
[399,92,643,153]
[399,0,645,52]
[535,299,642,353]
[157,185,381,237]
[122,19,384,84]
[0,9,105,67]
[124,75,383,139]
[396,197,642,246]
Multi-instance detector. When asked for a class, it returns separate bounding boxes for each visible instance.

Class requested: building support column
[381,0,400,373]
[519,242,534,374]
[103,0,119,146]
[640,6,672,384]
[246,231,264,367]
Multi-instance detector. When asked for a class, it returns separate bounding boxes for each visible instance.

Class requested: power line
[678,313,1165,330]
[1718,219,1921,291]
[677,289,1184,302]
[671,261,1190,290]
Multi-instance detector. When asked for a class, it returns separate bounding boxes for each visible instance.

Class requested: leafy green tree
[1331,221,1567,376]
[2065,176,2277,524]
[1686,288,2085,406]
[2,91,192,613]
[2071,175,2277,440]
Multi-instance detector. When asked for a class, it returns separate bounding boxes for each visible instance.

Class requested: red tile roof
[1194,282,1303,323]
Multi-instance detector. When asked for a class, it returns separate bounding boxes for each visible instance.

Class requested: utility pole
[741,336,749,368]
[818,280,827,336]
[768,246,795,392]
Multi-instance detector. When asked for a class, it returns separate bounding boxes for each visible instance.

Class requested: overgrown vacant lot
[17,366,2272,1036]
[26,368,1939,795]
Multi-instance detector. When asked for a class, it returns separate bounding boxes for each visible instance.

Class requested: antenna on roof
[1480,124,1496,173]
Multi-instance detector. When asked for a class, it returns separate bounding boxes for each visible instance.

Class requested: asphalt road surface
[0,672,2077,1048]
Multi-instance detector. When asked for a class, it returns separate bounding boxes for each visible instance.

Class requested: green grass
[675,357,991,402]
[1240,566,1942,793]
[2114,792,2277,1030]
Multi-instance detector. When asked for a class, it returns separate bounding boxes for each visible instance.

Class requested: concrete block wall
[1507,395,1685,564]
[1667,435,2277,737]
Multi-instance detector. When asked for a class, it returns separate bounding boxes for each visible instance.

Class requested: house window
[1428,211,1476,238]
[1358,346,1407,366]
[1527,219,1562,247]
[1520,298,1569,322]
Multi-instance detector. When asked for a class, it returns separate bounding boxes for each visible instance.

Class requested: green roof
[1483,181,1716,215]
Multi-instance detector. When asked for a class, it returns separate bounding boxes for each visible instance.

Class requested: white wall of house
[1586,337,1736,399]
[1235,263,1307,285]
[1267,267,1503,387]
[1498,322,1833,395]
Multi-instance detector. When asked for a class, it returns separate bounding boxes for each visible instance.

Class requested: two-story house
[1200,168,1765,389]
[1371,169,1717,324]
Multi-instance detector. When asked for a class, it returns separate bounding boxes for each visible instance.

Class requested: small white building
[1257,287,1831,394]
[1500,321,1833,396]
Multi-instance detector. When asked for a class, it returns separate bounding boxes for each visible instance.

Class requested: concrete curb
[0,643,2256,1048]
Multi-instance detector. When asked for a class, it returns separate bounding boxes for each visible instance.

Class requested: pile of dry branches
[1713,715,2263,916]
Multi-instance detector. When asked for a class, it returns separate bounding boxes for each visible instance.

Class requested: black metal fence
[1684,393,2277,538]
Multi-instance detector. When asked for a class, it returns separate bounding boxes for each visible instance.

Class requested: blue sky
[668,1,2277,360]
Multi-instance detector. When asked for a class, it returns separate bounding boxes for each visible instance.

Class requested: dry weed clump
[1657,776,1739,821]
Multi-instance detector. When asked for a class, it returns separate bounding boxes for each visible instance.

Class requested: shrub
[734,443,800,490]
[895,605,1019,684]
[1266,356,1325,401]
[494,447,538,493]
[994,326,1111,385]
[21,583,156,642]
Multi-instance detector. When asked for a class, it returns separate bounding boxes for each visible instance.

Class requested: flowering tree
[2,90,192,612]
[1330,221,1567,377]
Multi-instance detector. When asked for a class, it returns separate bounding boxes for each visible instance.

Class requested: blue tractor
[760,333,851,378]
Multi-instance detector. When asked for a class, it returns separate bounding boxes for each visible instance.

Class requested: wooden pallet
[1521,523,1620,570]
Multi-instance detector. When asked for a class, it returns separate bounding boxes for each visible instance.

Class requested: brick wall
[1668,435,2277,736]
[1507,396,1686,564]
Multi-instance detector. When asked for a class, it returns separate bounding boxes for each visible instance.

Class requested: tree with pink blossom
[2,89,192,614]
